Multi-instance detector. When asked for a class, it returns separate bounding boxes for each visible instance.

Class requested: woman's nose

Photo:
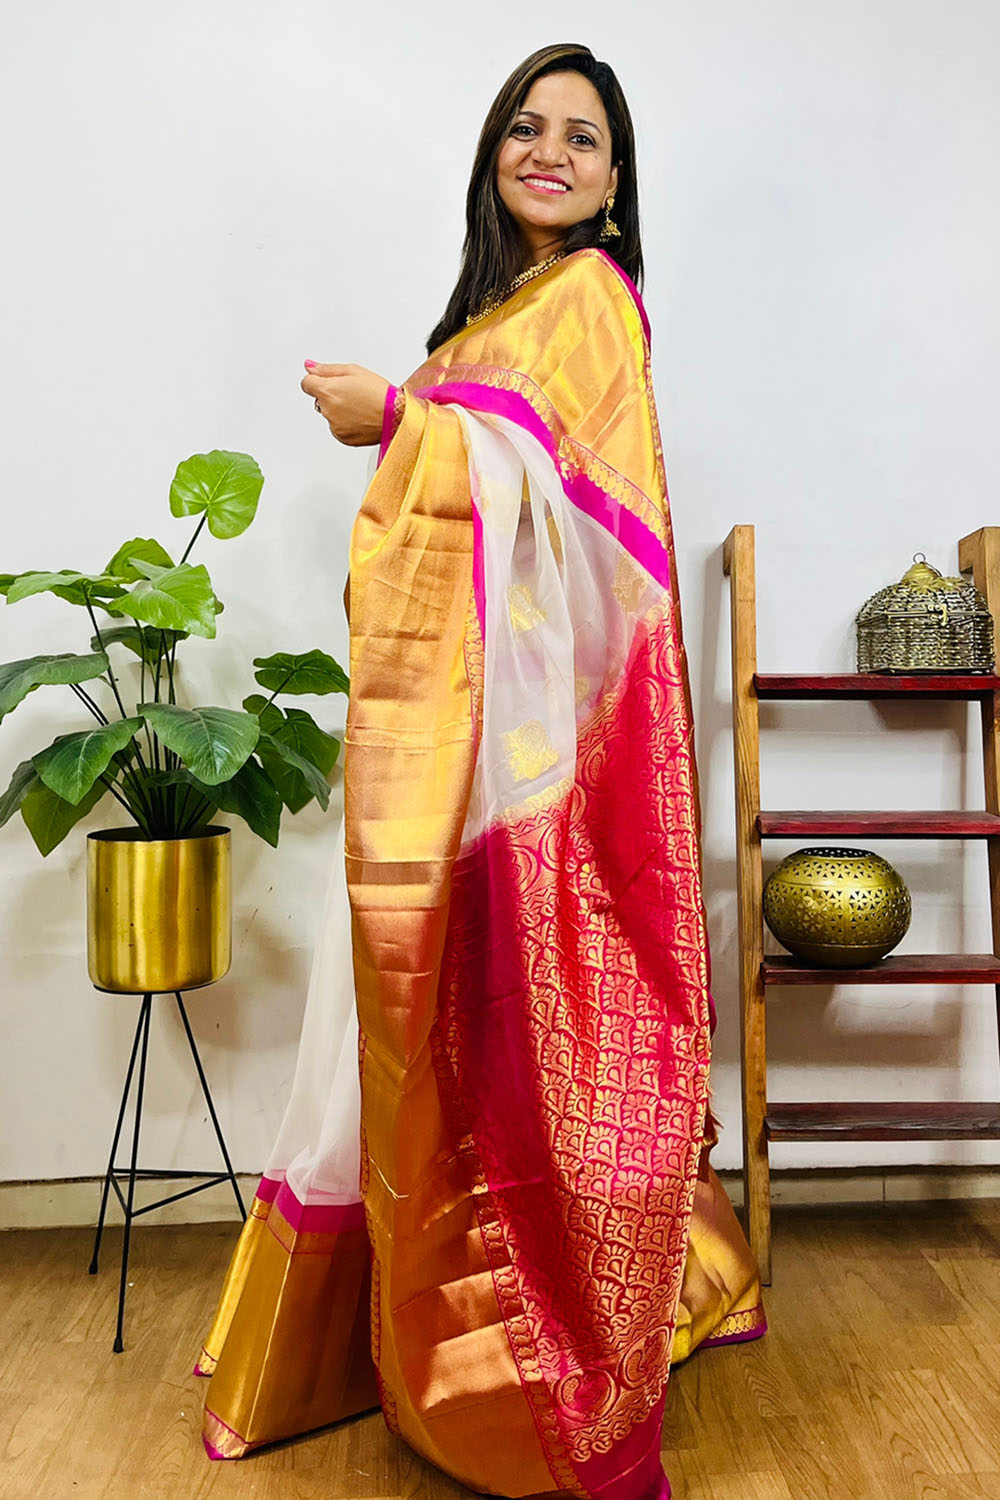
[532,134,567,166]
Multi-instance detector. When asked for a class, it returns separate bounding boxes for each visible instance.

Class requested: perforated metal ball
[763,846,911,967]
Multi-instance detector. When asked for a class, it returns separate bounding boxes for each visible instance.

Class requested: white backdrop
[2,0,999,1184]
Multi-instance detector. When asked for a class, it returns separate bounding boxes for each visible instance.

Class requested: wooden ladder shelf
[722,525,1000,1283]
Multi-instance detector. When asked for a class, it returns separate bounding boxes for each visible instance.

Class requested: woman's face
[496,71,619,262]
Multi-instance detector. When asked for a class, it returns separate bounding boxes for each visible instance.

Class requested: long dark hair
[426,43,642,353]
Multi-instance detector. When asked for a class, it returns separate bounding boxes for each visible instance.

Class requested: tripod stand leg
[113,992,152,1353]
[174,992,246,1222]
[89,995,149,1276]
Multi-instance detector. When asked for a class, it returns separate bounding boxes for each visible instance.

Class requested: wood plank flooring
[1,1200,998,1499]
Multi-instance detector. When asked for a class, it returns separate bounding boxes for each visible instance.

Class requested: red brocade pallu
[198,249,765,1498]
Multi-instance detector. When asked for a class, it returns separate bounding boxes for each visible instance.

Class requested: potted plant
[0,449,348,992]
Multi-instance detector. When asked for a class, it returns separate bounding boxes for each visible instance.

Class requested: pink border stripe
[699,1317,769,1350]
[256,1173,280,1204]
[596,248,652,347]
[413,381,672,591]
[202,1408,248,1461]
[273,1179,366,1234]
[469,474,486,641]
[377,383,399,465]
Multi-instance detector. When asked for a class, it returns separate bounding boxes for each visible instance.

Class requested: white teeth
[523,177,569,192]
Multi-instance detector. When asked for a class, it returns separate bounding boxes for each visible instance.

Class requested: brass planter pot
[87,827,231,993]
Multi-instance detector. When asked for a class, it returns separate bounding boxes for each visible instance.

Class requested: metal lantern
[856,553,994,673]
[763,846,911,967]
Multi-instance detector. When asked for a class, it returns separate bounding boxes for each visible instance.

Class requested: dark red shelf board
[758,811,1000,838]
[754,673,1000,700]
[763,953,1000,985]
[765,1102,1000,1142]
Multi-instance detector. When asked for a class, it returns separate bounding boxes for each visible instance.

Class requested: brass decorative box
[856,554,994,673]
[763,846,911,967]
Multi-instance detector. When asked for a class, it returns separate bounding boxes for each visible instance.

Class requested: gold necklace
[466,251,566,326]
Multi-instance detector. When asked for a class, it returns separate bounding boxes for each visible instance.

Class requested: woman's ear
[608,164,620,200]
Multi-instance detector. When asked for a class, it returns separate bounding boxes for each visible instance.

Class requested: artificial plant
[0,450,348,852]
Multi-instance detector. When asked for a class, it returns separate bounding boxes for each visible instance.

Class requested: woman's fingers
[299,364,389,446]
[303,361,358,378]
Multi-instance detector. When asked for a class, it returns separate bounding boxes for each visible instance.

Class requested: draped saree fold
[197,248,765,1498]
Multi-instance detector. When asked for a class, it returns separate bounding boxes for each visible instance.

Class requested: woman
[198,42,765,1500]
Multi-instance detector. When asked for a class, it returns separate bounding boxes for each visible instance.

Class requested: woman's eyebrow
[516,109,605,137]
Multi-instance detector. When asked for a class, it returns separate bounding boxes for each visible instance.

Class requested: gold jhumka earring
[599,194,621,242]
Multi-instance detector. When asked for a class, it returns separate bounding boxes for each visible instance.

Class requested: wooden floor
[1,1201,999,1500]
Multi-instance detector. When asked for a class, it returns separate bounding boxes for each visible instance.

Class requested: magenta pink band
[595,248,652,347]
[274,1181,366,1234]
[378,383,400,465]
[698,1317,769,1350]
[573,1395,671,1500]
[469,467,486,640]
[255,1173,280,1204]
[256,1174,366,1234]
[202,1408,247,1461]
[412,380,673,592]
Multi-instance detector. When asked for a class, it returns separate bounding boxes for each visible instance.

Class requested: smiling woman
[496,74,619,265]
[206,41,765,1500]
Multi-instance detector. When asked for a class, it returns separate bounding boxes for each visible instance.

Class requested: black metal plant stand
[88,989,246,1352]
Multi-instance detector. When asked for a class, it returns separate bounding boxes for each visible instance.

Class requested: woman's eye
[511,123,536,137]
[571,133,596,148]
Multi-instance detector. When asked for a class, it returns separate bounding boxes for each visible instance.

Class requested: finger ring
[314,398,322,413]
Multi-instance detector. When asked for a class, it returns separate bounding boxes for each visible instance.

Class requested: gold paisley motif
[507,583,547,633]
[503,720,559,782]
[612,554,646,612]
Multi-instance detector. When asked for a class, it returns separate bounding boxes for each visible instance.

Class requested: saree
[197,247,765,1498]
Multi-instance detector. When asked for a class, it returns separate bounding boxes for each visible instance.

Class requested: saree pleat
[199,248,764,1496]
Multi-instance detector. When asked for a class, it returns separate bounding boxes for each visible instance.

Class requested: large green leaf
[0,760,38,828]
[5,570,126,607]
[139,703,259,785]
[105,537,175,582]
[0,651,109,722]
[252,649,349,697]
[256,746,311,814]
[91,622,188,665]
[170,450,264,539]
[200,759,282,846]
[258,730,330,811]
[114,562,218,638]
[244,700,339,812]
[153,760,282,846]
[278,707,340,775]
[21,777,107,855]
[33,718,142,805]
[242,694,284,733]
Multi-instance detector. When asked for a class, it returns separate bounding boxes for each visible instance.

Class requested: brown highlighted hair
[426,43,642,353]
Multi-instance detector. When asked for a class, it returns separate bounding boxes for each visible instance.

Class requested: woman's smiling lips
[520,174,570,195]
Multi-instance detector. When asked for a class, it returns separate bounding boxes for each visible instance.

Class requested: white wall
[2,0,999,1184]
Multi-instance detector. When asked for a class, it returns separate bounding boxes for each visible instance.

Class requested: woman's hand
[301,361,390,447]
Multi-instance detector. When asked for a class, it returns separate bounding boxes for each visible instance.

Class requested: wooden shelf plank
[758,810,1000,837]
[765,1102,1000,1142]
[755,673,1000,700]
[763,953,1000,985]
